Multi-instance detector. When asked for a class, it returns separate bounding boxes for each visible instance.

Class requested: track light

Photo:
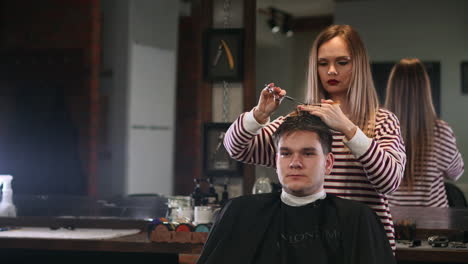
[282,14,294,37]
[268,18,280,33]
[263,7,294,37]
[268,8,280,34]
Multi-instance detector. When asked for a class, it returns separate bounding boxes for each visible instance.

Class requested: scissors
[264,84,307,105]
[264,84,310,105]
[264,84,340,106]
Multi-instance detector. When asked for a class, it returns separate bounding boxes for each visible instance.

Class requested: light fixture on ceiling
[267,7,280,34]
[262,7,294,37]
[282,13,294,37]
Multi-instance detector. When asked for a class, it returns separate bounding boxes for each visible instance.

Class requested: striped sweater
[387,119,464,207]
[224,108,406,250]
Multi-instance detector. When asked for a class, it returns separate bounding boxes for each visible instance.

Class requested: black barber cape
[197,192,395,264]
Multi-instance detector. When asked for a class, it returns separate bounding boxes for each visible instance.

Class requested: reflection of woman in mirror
[224,25,406,250]
[385,58,464,207]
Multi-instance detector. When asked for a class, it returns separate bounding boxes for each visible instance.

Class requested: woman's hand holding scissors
[253,83,286,124]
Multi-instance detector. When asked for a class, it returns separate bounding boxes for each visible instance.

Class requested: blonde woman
[385,58,464,207]
[224,25,406,250]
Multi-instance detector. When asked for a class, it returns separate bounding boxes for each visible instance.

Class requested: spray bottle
[0,175,17,217]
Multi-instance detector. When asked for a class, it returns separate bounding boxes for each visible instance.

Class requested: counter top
[0,231,203,255]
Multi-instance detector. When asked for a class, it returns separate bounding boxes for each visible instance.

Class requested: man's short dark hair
[273,111,333,154]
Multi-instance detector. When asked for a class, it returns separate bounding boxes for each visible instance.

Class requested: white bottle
[0,175,17,217]
[252,176,272,194]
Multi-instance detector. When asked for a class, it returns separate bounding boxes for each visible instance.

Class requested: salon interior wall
[254,12,321,183]
[99,0,179,196]
[100,0,129,196]
[211,0,245,198]
[335,0,468,196]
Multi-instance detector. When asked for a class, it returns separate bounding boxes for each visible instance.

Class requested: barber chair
[445,182,467,208]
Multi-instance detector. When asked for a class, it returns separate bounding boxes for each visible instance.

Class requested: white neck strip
[280,189,327,207]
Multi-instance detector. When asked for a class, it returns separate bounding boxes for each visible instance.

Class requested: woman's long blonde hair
[307,25,379,136]
[385,58,437,189]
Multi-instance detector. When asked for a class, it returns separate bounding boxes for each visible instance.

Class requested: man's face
[276,131,334,197]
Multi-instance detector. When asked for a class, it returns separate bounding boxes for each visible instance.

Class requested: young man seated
[197,112,396,264]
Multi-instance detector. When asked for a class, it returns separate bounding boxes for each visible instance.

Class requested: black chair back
[445,182,467,208]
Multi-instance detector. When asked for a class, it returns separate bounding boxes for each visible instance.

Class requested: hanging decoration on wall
[202,0,243,178]
[203,122,243,177]
[204,28,244,82]
[204,0,243,82]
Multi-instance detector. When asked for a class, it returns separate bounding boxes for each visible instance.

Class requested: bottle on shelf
[220,177,229,206]
[191,178,203,206]
[220,184,229,206]
[206,177,219,206]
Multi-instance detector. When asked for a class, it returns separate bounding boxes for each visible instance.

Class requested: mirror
[0,2,95,196]
[0,0,181,197]
[255,0,467,201]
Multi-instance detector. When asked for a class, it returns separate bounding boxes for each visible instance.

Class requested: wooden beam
[174,0,213,195]
[242,0,256,195]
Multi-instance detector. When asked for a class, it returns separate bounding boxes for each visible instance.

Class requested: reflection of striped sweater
[387,120,464,207]
[224,108,406,250]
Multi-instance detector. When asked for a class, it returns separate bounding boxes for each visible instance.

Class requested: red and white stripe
[224,108,406,250]
[387,120,464,207]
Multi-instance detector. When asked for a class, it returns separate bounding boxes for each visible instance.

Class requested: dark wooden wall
[0,0,100,195]
[174,0,257,195]
[241,0,257,195]
[174,0,214,195]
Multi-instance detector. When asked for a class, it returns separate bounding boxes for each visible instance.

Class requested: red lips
[327,79,339,85]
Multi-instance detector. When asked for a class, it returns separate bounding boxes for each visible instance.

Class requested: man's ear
[325,152,334,174]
